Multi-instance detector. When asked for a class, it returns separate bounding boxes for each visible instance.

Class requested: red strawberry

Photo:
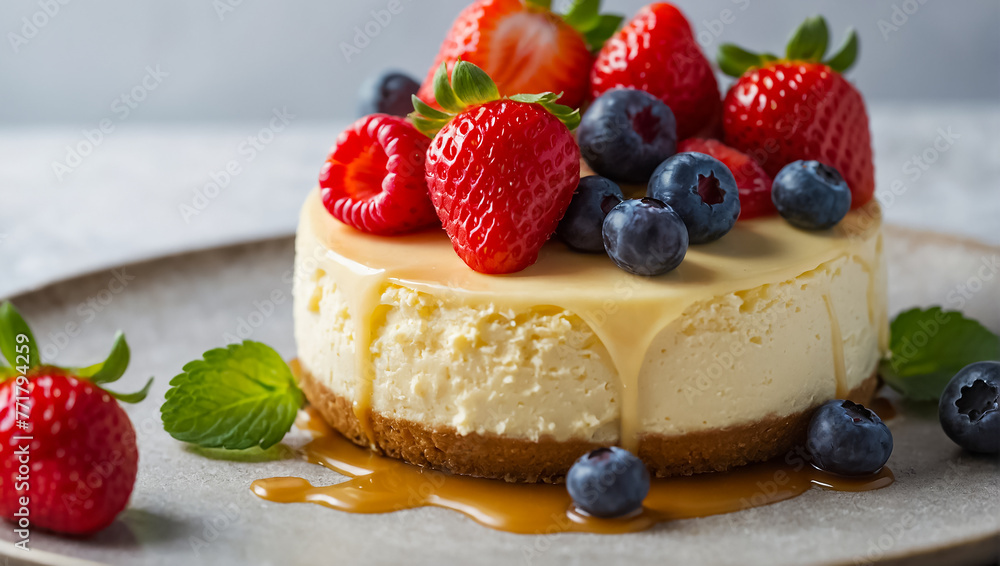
[417,0,622,111]
[677,138,776,219]
[591,3,722,139]
[412,62,581,274]
[319,114,437,235]
[0,303,150,535]
[718,16,874,208]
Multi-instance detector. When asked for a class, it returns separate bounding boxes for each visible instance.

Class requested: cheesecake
[292,186,887,481]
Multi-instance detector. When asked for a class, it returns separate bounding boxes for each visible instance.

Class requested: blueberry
[556,176,625,253]
[603,198,688,276]
[938,361,1000,454]
[567,447,650,518]
[357,70,421,118]
[647,152,741,244]
[577,89,678,184]
[807,400,893,476]
[771,160,852,230]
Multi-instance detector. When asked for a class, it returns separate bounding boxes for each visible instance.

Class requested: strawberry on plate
[0,302,151,535]
[591,3,722,139]
[411,61,581,274]
[417,0,622,111]
[718,16,874,208]
[677,138,776,220]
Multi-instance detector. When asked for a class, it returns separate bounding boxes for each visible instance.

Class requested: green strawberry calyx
[0,301,152,403]
[408,60,581,138]
[525,0,623,52]
[718,15,859,78]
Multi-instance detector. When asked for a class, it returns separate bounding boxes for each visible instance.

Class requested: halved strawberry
[677,138,776,219]
[412,61,581,274]
[417,0,622,111]
[718,16,874,208]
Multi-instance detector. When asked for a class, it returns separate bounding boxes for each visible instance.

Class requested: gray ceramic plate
[1,227,998,566]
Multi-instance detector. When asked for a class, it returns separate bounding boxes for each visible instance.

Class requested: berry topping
[718,16,874,208]
[557,176,624,253]
[603,198,688,276]
[417,0,622,111]
[319,114,438,236]
[677,138,776,219]
[412,61,581,274]
[0,302,150,535]
[807,400,893,476]
[647,152,741,244]
[567,447,650,519]
[771,160,851,230]
[938,361,1000,454]
[577,89,678,184]
[591,3,722,139]
[357,70,421,118]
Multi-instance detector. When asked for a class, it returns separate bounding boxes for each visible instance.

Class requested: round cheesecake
[293,187,887,482]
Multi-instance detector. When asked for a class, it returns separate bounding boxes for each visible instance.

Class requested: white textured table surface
[2,103,999,299]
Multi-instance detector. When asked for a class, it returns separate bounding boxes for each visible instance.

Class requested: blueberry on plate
[556,176,625,253]
[807,399,893,476]
[567,447,650,519]
[938,361,1000,454]
[577,89,678,184]
[603,198,688,276]
[771,160,852,230]
[647,152,741,244]
[357,70,421,118]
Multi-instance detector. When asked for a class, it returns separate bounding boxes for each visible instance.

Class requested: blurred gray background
[2,0,998,124]
[1,0,999,299]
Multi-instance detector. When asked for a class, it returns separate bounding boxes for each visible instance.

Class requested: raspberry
[319,114,438,235]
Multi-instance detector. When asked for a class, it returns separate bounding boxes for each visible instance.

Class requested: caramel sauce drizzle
[251,408,893,535]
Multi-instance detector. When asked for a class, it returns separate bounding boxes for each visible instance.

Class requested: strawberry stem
[409,60,581,137]
[717,14,859,77]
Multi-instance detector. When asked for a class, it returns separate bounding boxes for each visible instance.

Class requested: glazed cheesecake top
[300,188,885,450]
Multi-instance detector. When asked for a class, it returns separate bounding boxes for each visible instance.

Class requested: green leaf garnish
[0,301,40,370]
[409,60,581,137]
[161,341,304,450]
[824,28,859,73]
[881,307,1000,401]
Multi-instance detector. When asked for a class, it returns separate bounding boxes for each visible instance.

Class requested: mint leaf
[161,341,303,450]
[881,307,1000,401]
[0,301,40,370]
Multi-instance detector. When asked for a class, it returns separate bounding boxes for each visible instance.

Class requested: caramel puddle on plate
[251,408,894,535]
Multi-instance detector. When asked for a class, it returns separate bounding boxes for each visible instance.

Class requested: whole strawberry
[718,16,874,208]
[417,0,622,111]
[0,302,150,535]
[591,3,722,139]
[412,61,581,274]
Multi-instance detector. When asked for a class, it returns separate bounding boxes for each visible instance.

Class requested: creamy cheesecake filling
[293,188,887,449]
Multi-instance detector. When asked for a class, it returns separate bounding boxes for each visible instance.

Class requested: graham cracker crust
[297,367,878,483]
